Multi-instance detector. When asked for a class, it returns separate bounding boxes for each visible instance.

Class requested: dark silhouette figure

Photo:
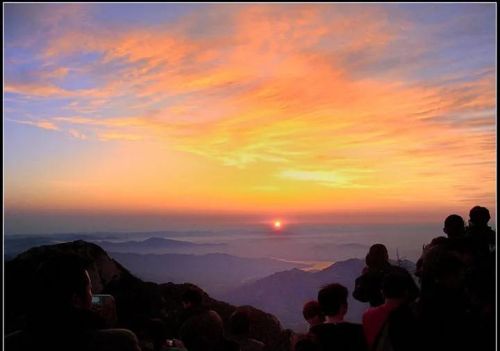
[465,206,496,256]
[443,214,466,239]
[416,243,481,351]
[5,253,141,351]
[463,206,496,350]
[228,307,265,351]
[309,283,367,351]
[302,300,324,330]
[363,268,419,351]
[178,287,239,351]
[353,244,393,307]
[416,212,469,279]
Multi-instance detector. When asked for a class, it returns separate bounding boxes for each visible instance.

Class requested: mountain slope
[5,240,290,351]
[223,258,369,331]
[109,251,307,295]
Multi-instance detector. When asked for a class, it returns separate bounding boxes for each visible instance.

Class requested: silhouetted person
[415,236,449,279]
[362,268,419,351]
[178,287,239,351]
[309,283,367,351]
[465,206,495,256]
[463,206,496,350]
[443,214,466,239]
[416,243,481,351]
[302,300,324,330]
[228,308,264,351]
[5,254,141,351]
[353,244,393,307]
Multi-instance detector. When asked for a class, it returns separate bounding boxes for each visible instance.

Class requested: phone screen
[91,294,117,327]
[92,296,103,305]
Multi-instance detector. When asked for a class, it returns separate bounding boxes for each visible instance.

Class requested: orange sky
[4,4,496,222]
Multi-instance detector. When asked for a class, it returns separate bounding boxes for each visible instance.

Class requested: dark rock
[5,240,289,350]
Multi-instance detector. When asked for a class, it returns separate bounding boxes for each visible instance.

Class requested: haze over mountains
[109,251,308,295]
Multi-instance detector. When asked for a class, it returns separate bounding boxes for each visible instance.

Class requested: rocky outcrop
[5,240,290,350]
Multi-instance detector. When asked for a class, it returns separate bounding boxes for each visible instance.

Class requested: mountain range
[110,251,307,295]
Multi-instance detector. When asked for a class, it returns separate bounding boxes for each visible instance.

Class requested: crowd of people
[5,205,496,351]
[295,205,496,351]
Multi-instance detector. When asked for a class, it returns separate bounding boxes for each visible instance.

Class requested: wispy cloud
[97,132,143,141]
[68,129,87,140]
[280,169,372,188]
[4,4,495,212]
[7,118,60,131]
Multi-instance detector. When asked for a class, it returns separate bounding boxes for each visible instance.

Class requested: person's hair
[382,268,415,299]
[229,308,251,335]
[469,206,490,226]
[444,214,465,237]
[302,300,322,320]
[181,287,203,307]
[33,253,90,311]
[317,283,348,316]
[365,244,389,268]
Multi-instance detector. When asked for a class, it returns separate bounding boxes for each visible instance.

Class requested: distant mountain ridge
[110,251,308,295]
[4,234,225,259]
[96,236,226,252]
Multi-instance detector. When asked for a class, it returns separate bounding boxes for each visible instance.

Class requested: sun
[273,220,283,230]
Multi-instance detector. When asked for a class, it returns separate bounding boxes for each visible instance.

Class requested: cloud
[279,169,372,189]
[68,129,87,140]
[5,82,74,98]
[4,4,495,211]
[97,132,143,141]
[7,118,60,131]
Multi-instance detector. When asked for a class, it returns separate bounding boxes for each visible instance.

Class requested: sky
[3,3,497,234]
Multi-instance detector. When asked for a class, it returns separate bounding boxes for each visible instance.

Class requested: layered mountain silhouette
[5,240,291,351]
[110,252,308,295]
[4,235,225,259]
[222,258,369,331]
[96,237,226,253]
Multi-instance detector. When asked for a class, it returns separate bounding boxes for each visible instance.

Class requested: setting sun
[273,220,283,230]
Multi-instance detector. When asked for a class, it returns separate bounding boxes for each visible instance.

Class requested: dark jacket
[309,322,367,351]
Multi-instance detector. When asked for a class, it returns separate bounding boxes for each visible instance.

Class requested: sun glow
[273,220,283,230]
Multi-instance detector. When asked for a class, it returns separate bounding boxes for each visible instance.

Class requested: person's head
[34,253,93,312]
[302,300,324,327]
[443,214,465,238]
[469,206,491,227]
[365,244,389,269]
[382,268,418,302]
[317,283,348,318]
[181,287,203,309]
[229,308,251,336]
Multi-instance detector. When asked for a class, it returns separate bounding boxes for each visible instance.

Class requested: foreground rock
[5,240,291,351]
